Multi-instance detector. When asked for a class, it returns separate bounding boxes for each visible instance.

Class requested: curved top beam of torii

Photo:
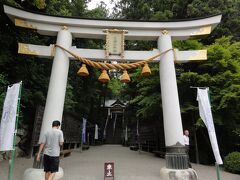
[4,4,221,40]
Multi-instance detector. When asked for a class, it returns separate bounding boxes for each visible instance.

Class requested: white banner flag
[197,88,223,164]
[0,82,21,151]
[94,124,98,140]
[82,118,87,144]
[125,126,128,141]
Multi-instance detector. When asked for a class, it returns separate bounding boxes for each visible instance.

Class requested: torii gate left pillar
[39,27,72,142]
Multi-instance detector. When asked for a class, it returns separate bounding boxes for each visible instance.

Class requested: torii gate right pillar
[158,31,197,179]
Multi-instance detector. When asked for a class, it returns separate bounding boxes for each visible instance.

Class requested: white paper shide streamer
[0,83,21,151]
[197,88,223,164]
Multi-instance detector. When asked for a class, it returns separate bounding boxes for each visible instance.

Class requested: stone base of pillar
[160,167,198,180]
[165,142,189,169]
[22,154,64,180]
[22,167,64,180]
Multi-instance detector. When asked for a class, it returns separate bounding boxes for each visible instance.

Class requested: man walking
[37,120,64,180]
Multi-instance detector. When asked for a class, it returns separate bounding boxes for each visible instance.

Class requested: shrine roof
[104,99,127,108]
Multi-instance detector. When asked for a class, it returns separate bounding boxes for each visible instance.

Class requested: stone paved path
[0,145,239,180]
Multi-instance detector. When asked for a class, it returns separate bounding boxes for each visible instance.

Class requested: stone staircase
[105,115,123,144]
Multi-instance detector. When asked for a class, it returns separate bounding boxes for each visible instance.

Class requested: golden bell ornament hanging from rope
[98,70,110,83]
[120,70,131,83]
[77,64,89,76]
[141,63,151,76]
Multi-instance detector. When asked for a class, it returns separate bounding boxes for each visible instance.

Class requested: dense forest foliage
[0,0,239,165]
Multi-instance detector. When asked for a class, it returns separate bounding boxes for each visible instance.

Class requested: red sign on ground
[104,162,114,180]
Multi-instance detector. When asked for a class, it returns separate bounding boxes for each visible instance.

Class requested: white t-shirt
[183,135,189,146]
[41,128,64,157]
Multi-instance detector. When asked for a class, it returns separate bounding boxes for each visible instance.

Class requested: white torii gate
[4,4,221,180]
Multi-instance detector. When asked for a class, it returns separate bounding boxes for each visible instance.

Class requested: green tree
[115,0,240,40]
[0,74,9,115]
[45,0,72,16]
[71,0,89,16]
[128,65,162,120]
[177,37,240,158]
[107,77,122,98]
[85,1,109,18]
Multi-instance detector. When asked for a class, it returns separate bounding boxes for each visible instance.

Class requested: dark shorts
[43,154,59,173]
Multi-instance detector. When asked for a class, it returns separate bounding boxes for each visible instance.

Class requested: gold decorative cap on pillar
[141,63,151,76]
[98,70,110,83]
[161,30,169,35]
[120,70,131,83]
[77,64,89,76]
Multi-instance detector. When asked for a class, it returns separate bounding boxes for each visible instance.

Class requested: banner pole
[215,162,221,180]
[8,81,22,180]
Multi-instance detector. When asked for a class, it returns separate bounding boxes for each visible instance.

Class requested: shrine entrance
[103,99,126,144]
[4,4,221,179]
